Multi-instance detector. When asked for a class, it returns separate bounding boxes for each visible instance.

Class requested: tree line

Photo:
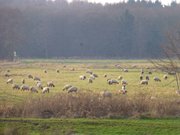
[0,0,180,60]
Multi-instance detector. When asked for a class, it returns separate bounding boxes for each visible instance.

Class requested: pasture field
[0,118,180,135]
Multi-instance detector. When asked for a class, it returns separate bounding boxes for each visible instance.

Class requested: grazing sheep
[62,84,72,91]
[104,74,107,78]
[90,75,95,80]
[22,79,25,84]
[67,86,78,93]
[146,76,150,80]
[140,80,148,85]
[88,78,93,83]
[141,69,144,74]
[70,68,75,71]
[121,80,128,85]
[4,73,10,77]
[123,69,128,72]
[43,70,47,73]
[168,71,176,75]
[86,70,93,74]
[47,81,55,87]
[42,87,50,93]
[79,75,86,80]
[132,64,137,68]
[34,76,41,81]
[37,82,43,89]
[6,78,13,84]
[92,73,98,78]
[21,85,30,91]
[100,90,112,98]
[140,75,143,80]
[12,84,20,90]
[154,77,161,82]
[148,71,152,74]
[30,87,38,93]
[163,75,168,80]
[121,85,127,94]
[56,69,60,73]
[28,74,33,79]
[107,79,119,85]
[117,76,123,80]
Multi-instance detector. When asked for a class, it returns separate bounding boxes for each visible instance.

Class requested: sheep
[140,80,148,85]
[86,70,93,74]
[148,71,152,74]
[12,84,20,90]
[70,68,75,71]
[37,82,43,89]
[123,69,128,72]
[121,80,128,85]
[92,73,98,78]
[79,75,86,80]
[104,74,107,78]
[56,69,60,73]
[22,79,25,84]
[67,86,78,93]
[107,79,119,85]
[168,71,176,75]
[176,90,180,95]
[30,86,38,93]
[28,74,33,79]
[117,76,123,80]
[62,84,72,91]
[146,76,150,80]
[47,81,55,87]
[141,69,144,74]
[100,90,112,98]
[88,78,93,83]
[43,70,47,73]
[6,78,13,84]
[90,75,95,80]
[34,76,41,81]
[140,75,143,80]
[121,85,127,94]
[4,73,10,77]
[42,87,50,94]
[154,77,161,82]
[163,75,168,80]
[21,85,30,91]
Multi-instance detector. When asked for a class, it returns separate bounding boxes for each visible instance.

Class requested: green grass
[0,118,180,135]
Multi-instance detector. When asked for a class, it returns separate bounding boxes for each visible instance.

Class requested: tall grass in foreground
[0,92,180,118]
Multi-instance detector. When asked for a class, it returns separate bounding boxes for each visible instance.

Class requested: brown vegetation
[0,92,179,118]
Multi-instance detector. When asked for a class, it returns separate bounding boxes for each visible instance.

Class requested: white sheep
[140,75,143,80]
[88,78,93,83]
[90,75,95,80]
[7,78,13,84]
[62,84,72,91]
[121,85,127,94]
[79,75,86,80]
[163,75,168,80]
[92,73,98,78]
[21,85,30,91]
[123,69,128,72]
[121,80,128,85]
[28,74,33,79]
[37,82,43,89]
[56,69,60,73]
[146,76,150,80]
[67,86,78,93]
[34,76,41,81]
[100,90,112,98]
[86,70,93,74]
[42,87,50,93]
[107,79,119,85]
[47,81,55,87]
[154,77,161,82]
[22,79,25,84]
[117,76,123,80]
[12,84,20,90]
[140,80,148,85]
[30,87,38,93]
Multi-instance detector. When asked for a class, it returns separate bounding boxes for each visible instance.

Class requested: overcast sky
[68,0,180,5]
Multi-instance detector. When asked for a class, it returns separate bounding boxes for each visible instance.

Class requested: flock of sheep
[3,65,179,96]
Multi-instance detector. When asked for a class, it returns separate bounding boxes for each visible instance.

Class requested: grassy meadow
[0,59,180,134]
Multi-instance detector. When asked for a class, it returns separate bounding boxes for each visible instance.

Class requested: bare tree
[151,28,180,93]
